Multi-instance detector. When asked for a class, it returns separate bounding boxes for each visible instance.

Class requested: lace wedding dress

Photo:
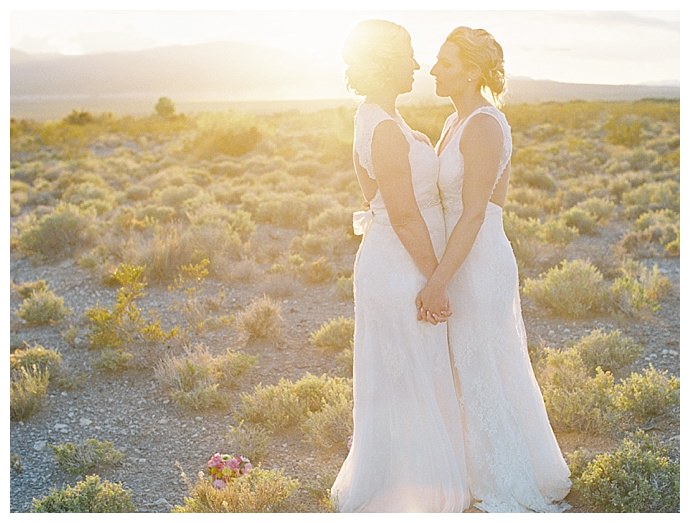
[437,105,572,512]
[330,103,470,512]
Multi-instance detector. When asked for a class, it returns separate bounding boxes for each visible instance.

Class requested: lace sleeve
[353,104,397,180]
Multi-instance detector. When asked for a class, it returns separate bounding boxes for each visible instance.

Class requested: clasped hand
[415,283,452,325]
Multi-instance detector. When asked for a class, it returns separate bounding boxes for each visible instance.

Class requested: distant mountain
[10,41,680,119]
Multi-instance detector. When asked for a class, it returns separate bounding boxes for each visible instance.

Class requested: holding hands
[416,282,453,325]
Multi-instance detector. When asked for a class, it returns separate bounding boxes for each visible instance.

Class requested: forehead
[437,41,462,61]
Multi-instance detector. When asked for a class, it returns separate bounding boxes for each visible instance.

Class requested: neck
[365,92,398,115]
[450,91,490,121]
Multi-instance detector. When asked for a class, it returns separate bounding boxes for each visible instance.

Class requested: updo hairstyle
[342,19,412,96]
[446,26,505,105]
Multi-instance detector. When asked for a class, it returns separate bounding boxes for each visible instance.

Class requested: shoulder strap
[354,103,397,180]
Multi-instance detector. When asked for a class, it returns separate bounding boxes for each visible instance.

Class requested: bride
[416,26,572,512]
[330,19,470,512]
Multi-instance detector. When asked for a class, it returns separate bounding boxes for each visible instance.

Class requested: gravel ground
[9,220,680,513]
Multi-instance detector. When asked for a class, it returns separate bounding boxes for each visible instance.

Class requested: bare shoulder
[371,119,408,159]
[462,112,503,145]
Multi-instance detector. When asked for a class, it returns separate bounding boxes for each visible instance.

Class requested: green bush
[10,366,50,421]
[51,439,124,475]
[538,217,579,245]
[155,344,258,410]
[573,431,679,512]
[17,288,71,325]
[32,475,135,513]
[537,349,618,434]
[173,468,298,513]
[613,365,680,422]
[310,317,354,352]
[523,259,610,317]
[239,373,352,431]
[17,203,96,260]
[571,329,643,376]
[226,421,271,464]
[10,344,63,376]
[562,207,598,235]
[610,260,671,315]
[236,295,283,342]
[301,391,353,450]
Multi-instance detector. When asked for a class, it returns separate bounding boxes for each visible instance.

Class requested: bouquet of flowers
[207,452,253,489]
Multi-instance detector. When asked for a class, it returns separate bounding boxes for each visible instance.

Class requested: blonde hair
[342,19,412,96]
[446,26,505,106]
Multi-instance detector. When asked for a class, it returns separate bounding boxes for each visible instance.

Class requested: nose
[430,61,439,76]
[413,58,420,71]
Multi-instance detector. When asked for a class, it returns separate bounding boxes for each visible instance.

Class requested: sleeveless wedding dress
[437,105,572,512]
[330,103,470,512]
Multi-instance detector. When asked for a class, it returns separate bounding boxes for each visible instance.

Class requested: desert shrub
[253,192,310,228]
[613,366,680,422]
[235,295,283,341]
[502,211,543,267]
[523,259,610,317]
[610,260,671,315]
[238,373,352,431]
[620,209,679,257]
[50,439,124,475]
[335,274,354,300]
[135,205,176,224]
[226,422,271,465]
[538,217,579,245]
[561,207,598,235]
[11,279,48,299]
[17,288,71,325]
[301,392,353,450]
[32,475,135,513]
[10,366,50,421]
[621,179,679,219]
[336,347,354,377]
[187,124,262,159]
[124,184,151,201]
[17,203,96,260]
[603,114,644,147]
[574,196,615,222]
[301,256,335,284]
[128,227,195,284]
[93,348,133,372]
[156,183,201,209]
[310,317,354,352]
[155,344,257,410]
[10,344,63,376]
[571,329,643,376]
[259,273,299,298]
[511,165,557,191]
[173,468,298,513]
[573,431,679,512]
[85,264,178,355]
[536,348,618,434]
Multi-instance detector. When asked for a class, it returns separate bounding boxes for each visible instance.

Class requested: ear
[468,64,482,83]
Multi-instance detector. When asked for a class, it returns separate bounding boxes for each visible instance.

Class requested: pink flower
[208,453,224,469]
[212,479,225,489]
[242,462,253,474]
[227,456,242,471]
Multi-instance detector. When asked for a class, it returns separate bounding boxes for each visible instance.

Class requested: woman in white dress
[416,26,572,512]
[330,20,470,512]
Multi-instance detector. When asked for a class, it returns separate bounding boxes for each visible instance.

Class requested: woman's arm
[416,113,503,315]
[370,120,441,282]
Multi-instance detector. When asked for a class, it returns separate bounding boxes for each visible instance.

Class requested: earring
[467,77,473,82]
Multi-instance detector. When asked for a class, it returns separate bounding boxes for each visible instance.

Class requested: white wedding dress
[437,105,572,512]
[330,103,470,512]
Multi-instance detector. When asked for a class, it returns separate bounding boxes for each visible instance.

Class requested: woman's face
[388,41,420,95]
[430,41,470,98]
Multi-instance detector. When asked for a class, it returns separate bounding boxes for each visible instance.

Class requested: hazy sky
[9,1,682,86]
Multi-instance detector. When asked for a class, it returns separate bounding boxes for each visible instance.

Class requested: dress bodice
[436,105,512,217]
[354,103,441,214]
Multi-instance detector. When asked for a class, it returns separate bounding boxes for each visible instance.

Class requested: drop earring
[467,77,473,82]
